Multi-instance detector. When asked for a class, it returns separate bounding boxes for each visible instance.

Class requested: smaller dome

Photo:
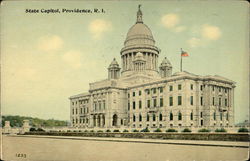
[109,58,119,68]
[160,57,172,67]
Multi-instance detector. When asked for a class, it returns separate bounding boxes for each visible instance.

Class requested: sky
[1,0,249,123]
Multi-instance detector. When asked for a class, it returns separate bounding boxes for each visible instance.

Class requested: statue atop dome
[136,4,143,24]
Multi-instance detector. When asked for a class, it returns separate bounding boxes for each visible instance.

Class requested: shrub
[113,129,120,132]
[215,128,227,132]
[90,130,95,133]
[154,128,162,132]
[97,130,103,133]
[123,129,129,132]
[238,128,249,132]
[29,127,36,132]
[73,130,77,132]
[67,130,71,132]
[198,128,210,132]
[37,128,45,132]
[132,129,139,132]
[106,129,111,132]
[84,130,88,133]
[166,128,178,132]
[141,127,150,132]
[182,128,191,132]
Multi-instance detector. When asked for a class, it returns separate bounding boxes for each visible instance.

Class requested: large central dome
[124,23,155,47]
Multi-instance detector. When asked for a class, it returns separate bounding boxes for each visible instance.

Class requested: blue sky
[1,1,249,123]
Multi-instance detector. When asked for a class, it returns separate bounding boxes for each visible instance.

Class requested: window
[169,96,173,106]
[80,108,82,114]
[213,97,215,106]
[139,114,142,122]
[128,93,130,98]
[159,87,163,93]
[76,101,77,105]
[178,112,182,120]
[226,113,229,121]
[169,85,173,91]
[72,109,74,115]
[133,92,135,97]
[147,100,150,108]
[103,101,105,109]
[190,96,193,105]
[72,118,74,124]
[128,102,130,110]
[76,108,78,114]
[160,98,163,107]
[159,113,163,121]
[190,84,193,90]
[178,84,182,90]
[178,96,182,105]
[213,112,216,120]
[146,89,150,95]
[200,97,203,106]
[147,114,150,121]
[153,99,157,107]
[76,118,78,124]
[133,101,136,109]
[219,98,221,106]
[133,115,136,122]
[139,91,142,96]
[153,88,156,94]
[201,120,203,126]
[220,113,223,121]
[200,85,203,91]
[219,87,221,92]
[72,102,74,105]
[225,89,227,93]
[139,100,142,109]
[200,112,203,118]
[225,99,228,106]
[99,102,102,110]
[190,112,193,120]
[153,114,156,121]
[170,112,173,121]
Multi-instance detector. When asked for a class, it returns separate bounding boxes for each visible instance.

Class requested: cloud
[62,51,83,69]
[161,13,180,28]
[88,19,112,39]
[37,35,63,52]
[187,37,202,48]
[174,26,186,32]
[201,24,221,40]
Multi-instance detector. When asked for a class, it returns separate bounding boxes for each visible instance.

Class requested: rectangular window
[153,99,157,107]
[147,100,150,108]
[169,97,173,106]
[190,84,193,90]
[225,89,227,93]
[133,101,136,109]
[128,93,130,98]
[213,86,215,91]
[219,98,221,106]
[103,101,105,109]
[159,87,163,93]
[139,91,142,96]
[178,84,182,90]
[76,108,78,114]
[72,109,74,115]
[200,112,203,118]
[200,85,203,91]
[133,92,135,97]
[99,102,102,110]
[169,85,173,91]
[219,87,221,92]
[139,100,142,109]
[72,102,74,105]
[225,99,227,106]
[80,108,82,114]
[128,102,130,110]
[213,97,215,106]
[153,88,156,94]
[190,96,193,105]
[160,98,163,107]
[178,96,182,105]
[200,97,203,106]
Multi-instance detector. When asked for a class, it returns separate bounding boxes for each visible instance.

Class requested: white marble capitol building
[69,6,235,130]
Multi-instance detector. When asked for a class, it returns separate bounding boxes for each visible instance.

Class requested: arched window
[159,113,163,121]
[153,114,156,121]
[190,112,193,120]
[133,115,136,122]
[178,112,182,120]
[147,114,150,121]
[139,114,142,122]
[170,112,173,121]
